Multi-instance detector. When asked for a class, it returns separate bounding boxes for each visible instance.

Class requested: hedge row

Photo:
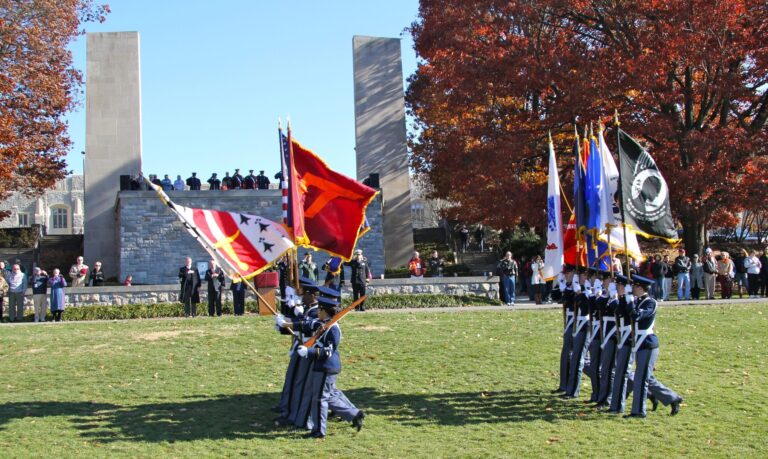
[8,294,501,322]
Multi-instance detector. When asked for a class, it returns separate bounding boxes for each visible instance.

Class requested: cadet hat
[298,276,320,293]
[317,295,341,315]
[629,274,654,289]
[354,249,363,255]
[563,264,575,273]
[318,285,341,299]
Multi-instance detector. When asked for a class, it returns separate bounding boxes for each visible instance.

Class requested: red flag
[563,213,585,267]
[290,138,377,260]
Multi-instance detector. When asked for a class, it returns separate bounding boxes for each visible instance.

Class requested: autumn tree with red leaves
[406,0,768,255]
[0,0,108,220]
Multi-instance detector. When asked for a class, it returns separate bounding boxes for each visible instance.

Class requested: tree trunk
[681,214,706,257]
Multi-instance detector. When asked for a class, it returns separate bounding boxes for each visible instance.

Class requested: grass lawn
[0,303,766,458]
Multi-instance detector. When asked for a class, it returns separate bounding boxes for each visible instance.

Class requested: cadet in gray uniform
[553,265,575,394]
[563,268,590,399]
[584,268,603,403]
[595,275,619,409]
[609,275,634,414]
[625,275,684,418]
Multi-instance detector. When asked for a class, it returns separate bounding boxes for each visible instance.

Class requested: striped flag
[543,133,563,280]
[146,180,293,279]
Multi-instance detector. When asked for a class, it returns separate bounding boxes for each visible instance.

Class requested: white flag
[598,126,643,261]
[543,134,564,280]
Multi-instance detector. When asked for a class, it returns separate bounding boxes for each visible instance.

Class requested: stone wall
[117,190,385,285]
[6,277,500,309]
[0,175,84,234]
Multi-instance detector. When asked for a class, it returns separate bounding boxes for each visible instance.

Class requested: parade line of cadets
[0,256,111,323]
[553,266,684,418]
[130,170,280,191]
[271,277,365,439]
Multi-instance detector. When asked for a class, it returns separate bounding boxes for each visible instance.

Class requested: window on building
[411,202,425,224]
[52,207,68,229]
[17,213,29,227]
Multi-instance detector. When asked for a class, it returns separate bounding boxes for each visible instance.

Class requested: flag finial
[613,109,620,127]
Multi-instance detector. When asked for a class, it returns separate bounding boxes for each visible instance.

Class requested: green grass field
[1,304,766,458]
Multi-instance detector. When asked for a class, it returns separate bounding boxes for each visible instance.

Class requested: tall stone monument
[85,32,142,278]
[352,36,413,269]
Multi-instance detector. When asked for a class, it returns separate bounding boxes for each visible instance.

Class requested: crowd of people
[131,170,281,191]
[0,256,110,323]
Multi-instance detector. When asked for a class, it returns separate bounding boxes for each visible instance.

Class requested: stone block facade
[0,175,84,235]
[117,190,385,285]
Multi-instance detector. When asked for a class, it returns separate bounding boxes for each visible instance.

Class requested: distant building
[0,175,84,235]
[410,175,448,229]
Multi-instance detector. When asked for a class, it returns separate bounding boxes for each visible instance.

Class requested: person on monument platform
[624,275,683,418]
[243,170,257,189]
[221,172,233,190]
[231,169,244,189]
[207,173,221,190]
[179,257,201,317]
[173,175,185,191]
[186,172,202,190]
[256,170,271,190]
[346,249,371,311]
[205,259,226,317]
[160,174,173,191]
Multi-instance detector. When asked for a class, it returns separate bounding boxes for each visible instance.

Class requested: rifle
[304,296,366,348]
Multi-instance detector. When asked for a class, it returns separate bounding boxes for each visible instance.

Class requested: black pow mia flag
[618,129,678,241]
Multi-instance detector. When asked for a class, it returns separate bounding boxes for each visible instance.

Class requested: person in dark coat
[89,261,105,286]
[231,169,244,189]
[230,273,247,315]
[48,268,67,322]
[221,172,233,190]
[205,260,226,316]
[346,249,371,311]
[186,172,202,190]
[760,247,768,297]
[243,170,257,189]
[207,173,221,190]
[179,257,201,317]
[256,170,271,189]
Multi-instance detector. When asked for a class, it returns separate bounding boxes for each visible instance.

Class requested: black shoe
[352,411,365,432]
[550,388,565,394]
[649,394,658,412]
[594,402,609,410]
[305,431,325,439]
[273,416,291,427]
[624,413,646,418]
[270,405,283,414]
[559,394,576,400]
[671,398,683,416]
[607,410,620,414]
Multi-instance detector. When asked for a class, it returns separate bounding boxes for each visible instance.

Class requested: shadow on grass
[0,388,594,443]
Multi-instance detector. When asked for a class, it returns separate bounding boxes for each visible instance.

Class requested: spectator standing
[497,251,518,306]
[124,275,133,287]
[243,170,257,189]
[205,260,225,317]
[523,257,535,301]
[68,256,89,287]
[663,254,674,301]
[221,172,233,190]
[256,170,271,190]
[321,258,345,292]
[690,254,705,300]
[150,174,162,187]
[89,261,105,286]
[48,269,67,322]
[6,264,27,322]
[186,172,202,190]
[346,250,371,311]
[30,267,49,322]
[408,251,426,278]
[745,250,762,298]
[475,224,486,252]
[298,253,319,283]
[703,248,718,299]
[231,273,246,315]
[760,247,768,297]
[427,250,444,277]
[733,249,749,298]
[179,257,201,317]
[173,175,185,190]
[674,248,692,300]
[650,255,667,300]
[207,173,221,190]
[459,224,469,253]
[0,270,8,322]
[160,174,173,191]
[530,255,545,305]
[717,252,735,299]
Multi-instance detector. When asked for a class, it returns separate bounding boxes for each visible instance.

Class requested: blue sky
[66,0,419,179]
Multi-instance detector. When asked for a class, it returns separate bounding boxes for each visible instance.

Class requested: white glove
[293,305,304,316]
[275,314,287,328]
[296,346,308,358]
[625,293,635,304]
[573,282,581,293]
[608,282,617,297]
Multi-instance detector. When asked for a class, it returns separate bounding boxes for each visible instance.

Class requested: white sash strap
[632,320,655,353]
[617,317,632,348]
[588,320,601,344]
[564,310,574,333]
[573,315,589,337]
[600,317,616,349]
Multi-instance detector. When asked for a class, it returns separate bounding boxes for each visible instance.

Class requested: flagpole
[613,111,632,281]
[286,119,302,293]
